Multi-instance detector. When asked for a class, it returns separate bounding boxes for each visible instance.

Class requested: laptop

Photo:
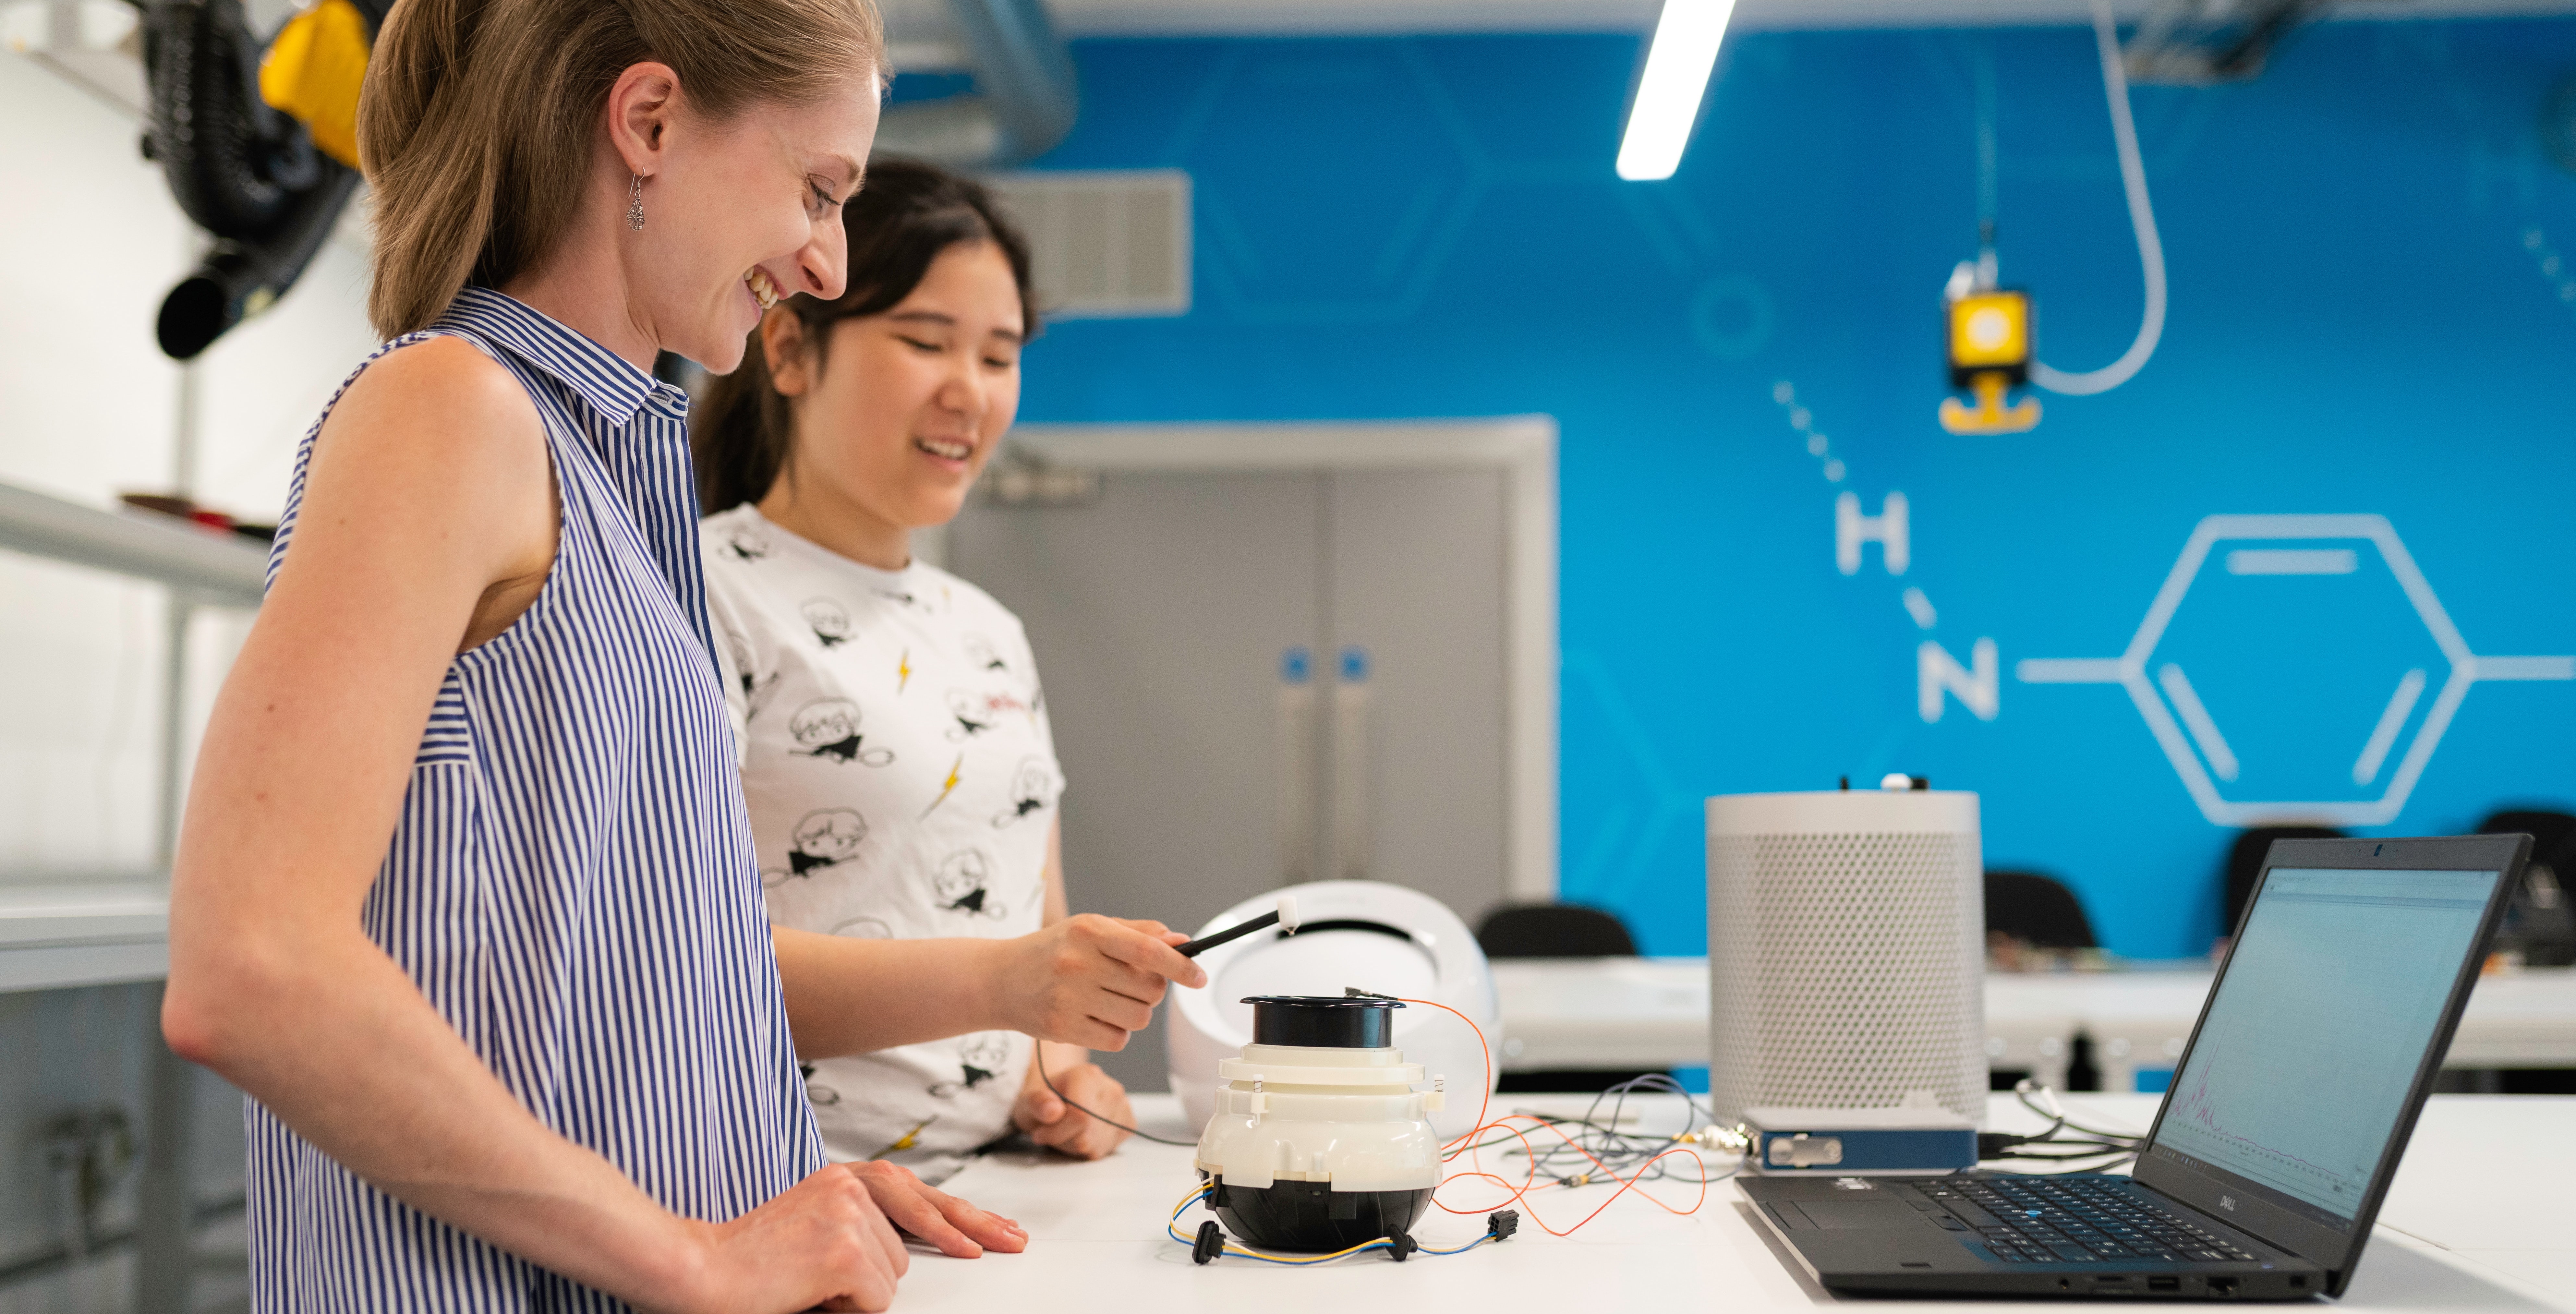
[1740,833,2529,1300]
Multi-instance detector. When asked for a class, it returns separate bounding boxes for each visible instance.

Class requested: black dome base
[1209,1176,1433,1252]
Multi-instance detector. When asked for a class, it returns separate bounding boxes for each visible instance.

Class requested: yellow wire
[1227,1237,1390,1264]
[1166,1181,1403,1265]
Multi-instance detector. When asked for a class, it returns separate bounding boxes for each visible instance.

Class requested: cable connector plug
[1191,1220,1225,1265]
[1486,1210,1519,1243]
[1385,1230,1418,1262]
[1978,1132,2032,1161]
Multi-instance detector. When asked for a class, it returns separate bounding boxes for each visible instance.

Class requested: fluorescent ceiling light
[1616,0,1737,181]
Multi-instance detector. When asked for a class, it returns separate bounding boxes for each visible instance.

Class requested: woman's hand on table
[849,1160,1027,1258]
[1014,1053,1135,1160]
[997,914,1205,1049]
[672,1164,909,1313]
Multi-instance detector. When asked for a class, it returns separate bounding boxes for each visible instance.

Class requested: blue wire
[1168,1181,1500,1263]
[1416,1236,1494,1256]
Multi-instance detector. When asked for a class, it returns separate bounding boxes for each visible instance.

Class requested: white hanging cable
[2029,0,2166,396]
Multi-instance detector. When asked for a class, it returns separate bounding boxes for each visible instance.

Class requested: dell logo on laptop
[2220,1195,2237,1211]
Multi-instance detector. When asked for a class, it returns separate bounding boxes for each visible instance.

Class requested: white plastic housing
[1191,1043,1445,1192]
[1705,790,1987,1126]
[1167,880,1498,1141]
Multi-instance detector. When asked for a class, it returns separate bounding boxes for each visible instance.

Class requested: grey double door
[948,468,1508,1089]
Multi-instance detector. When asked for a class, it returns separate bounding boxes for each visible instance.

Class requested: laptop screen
[2146,866,2500,1221]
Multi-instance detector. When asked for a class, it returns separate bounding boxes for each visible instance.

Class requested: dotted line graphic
[2522,226,2576,316]
[1771,380,1846,484]
[1773,381,1941,638]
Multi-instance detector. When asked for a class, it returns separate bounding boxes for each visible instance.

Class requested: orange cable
[1394,995,1710,1237]
[1432,1113,1710,1233]
[1394,995,1493,1154]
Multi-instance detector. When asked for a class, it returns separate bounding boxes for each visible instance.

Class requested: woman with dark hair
[695,159,1201,1182]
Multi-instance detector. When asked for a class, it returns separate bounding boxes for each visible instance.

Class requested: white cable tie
[2030,0,2166,397]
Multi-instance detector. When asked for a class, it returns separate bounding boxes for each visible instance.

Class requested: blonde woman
[160,0,1020,1308]
[692,160,1204,1185]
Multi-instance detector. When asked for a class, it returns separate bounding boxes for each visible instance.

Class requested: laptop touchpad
[1796,1201,1932,1230]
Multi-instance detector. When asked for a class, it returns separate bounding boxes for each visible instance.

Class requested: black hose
[141,0,363,358]
[146,0,316,241]
[157,160,356,360]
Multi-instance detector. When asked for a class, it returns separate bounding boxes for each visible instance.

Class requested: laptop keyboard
[1922,1177,2259,1265]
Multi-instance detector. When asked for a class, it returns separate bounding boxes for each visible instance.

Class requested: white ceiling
[1022,0,2576,35]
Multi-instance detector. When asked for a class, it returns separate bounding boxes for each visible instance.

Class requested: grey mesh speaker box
[1706,789,1987,1127]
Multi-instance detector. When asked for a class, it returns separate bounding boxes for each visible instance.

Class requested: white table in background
[896,1092,2576,1310]
[1491,959,2576,1092]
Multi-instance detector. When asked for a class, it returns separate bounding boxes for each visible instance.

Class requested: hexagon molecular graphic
[1170,44,1488,323]
[2017,515,2574,826]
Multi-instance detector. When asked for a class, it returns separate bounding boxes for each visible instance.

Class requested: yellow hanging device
[1938,280,2041,435]
[259,0,373,169]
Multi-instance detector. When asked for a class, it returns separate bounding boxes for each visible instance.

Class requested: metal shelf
[0,882,170,993]
[0,482,259,995]
[0,479,267,607]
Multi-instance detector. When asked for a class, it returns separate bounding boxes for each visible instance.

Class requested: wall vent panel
[986,170,1191,319]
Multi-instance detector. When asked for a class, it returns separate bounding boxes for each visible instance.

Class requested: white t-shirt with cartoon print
[701,503,1062,1183]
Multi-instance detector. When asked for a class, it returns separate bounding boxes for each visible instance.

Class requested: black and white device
[1168,881,1499,1143]
[1190,995,1446,1252]
[1742,833,2529,1300]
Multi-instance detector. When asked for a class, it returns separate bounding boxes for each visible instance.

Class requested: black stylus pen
[1175,896,1301,958]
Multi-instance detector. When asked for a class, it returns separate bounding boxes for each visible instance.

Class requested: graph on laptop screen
[2150,868,2499,1219]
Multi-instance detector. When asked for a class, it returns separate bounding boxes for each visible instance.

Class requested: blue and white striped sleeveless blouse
[246,287,823,1311]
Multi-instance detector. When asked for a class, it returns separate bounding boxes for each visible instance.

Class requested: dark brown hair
[692,157,1039,514]
[357,0,887,336]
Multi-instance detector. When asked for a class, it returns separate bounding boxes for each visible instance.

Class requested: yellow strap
[259,0,371,169]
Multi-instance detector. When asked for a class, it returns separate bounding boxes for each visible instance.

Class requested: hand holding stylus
[997,914,1205,1051]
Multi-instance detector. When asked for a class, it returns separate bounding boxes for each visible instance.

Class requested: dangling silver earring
[627,174,646,230]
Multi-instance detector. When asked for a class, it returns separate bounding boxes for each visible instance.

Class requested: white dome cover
[1166,880,1499,1141]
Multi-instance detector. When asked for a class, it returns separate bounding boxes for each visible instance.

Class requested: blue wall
[1012,22,2576,958]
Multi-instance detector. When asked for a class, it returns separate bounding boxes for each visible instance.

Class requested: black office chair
[1983,870,2098,951]
[1474,904,1654,1092]
[1474,903,1639,959]
[2476,808,2576,871]
[2477,808,2576,970]
[2222,826,2346,941]
[1980,870,2107,1090]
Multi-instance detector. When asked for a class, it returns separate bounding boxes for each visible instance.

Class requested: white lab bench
[907,1091,2576,1311]
[1492,959,2576,1092]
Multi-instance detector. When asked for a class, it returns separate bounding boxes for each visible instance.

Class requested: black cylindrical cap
[1243,995,1403,1048]
[157,265,245,361]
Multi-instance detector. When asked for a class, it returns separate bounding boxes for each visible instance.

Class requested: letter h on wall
[1837,492,1908,576]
